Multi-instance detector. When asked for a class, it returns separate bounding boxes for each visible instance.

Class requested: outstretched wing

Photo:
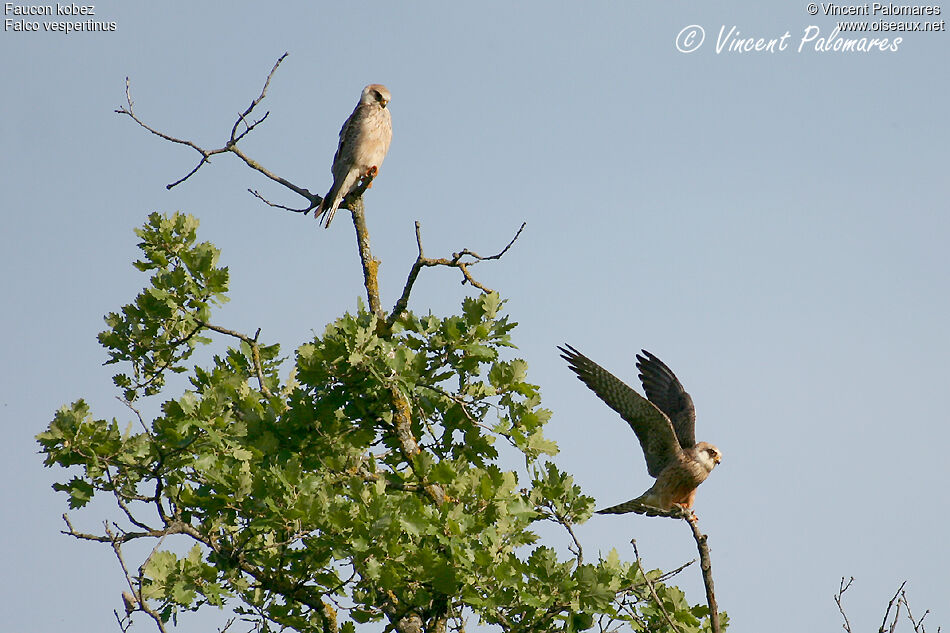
[636,350,696,449]
[559,345,682,477]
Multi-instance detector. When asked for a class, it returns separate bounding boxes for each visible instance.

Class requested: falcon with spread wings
[316,84,392,228]
[559,345,722,516]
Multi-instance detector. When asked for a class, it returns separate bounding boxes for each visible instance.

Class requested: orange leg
[364,165,378,188]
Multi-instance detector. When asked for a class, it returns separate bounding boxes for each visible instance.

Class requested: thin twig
[105,523,169,633]
[116,53,323,212]
[541,501,583,567]
[626,559,695,591]
[117,397,154,438]
[630,539,682,633]
[107,469,156,532]
[835,576,855,633]
[386,221,526,329]
[62,514,159,543]
[880,582,908,633]
[249,188,315,213]
[901,589,932,633]
[228,53,285,144]
[217,618,237,633]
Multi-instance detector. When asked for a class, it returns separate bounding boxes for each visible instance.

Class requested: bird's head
[362,84,391,108]
[694,441,722,472]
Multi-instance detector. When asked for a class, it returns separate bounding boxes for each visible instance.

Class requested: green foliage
[98,211,230,401]
[38,213,721,632]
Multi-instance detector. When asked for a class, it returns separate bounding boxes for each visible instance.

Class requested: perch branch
[595,493,720,629]
[685,514,721,633]
[338,182,446,511]
[350,198,383,318]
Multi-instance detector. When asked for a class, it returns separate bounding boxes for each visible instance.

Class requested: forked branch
[386,221,526,329]
[116,53,323,213]
[835,576,855,633]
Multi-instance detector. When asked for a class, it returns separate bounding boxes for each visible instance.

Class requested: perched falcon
[559,345,722,516]
[316,84,393,228]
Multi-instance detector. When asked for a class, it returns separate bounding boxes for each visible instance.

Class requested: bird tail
[597,497,649,515]
[316,192,340,229]
[317,170,360,229]
[596,486,665,515]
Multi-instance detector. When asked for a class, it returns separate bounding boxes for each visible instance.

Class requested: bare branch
[228,53,286,144]
[62,514,159,543]
[227,144,321,204]
[217,618,237,633]
[453,221,525,263]
[349,198,384,318]
[386,222,428,327]
[685,515,721,633]
[107,469,158,532]
[116,54,324,213]
[117,397,154,438]
[249,188,317,214]
[901,588,932,633]
[835,576,855,633]
[167,157,210,189]
[386,221,526,330]
[105,523,169,633]
[650,559,696,585]
[630,539,682,633]
[880,581,908,633]
[116,76,213,158]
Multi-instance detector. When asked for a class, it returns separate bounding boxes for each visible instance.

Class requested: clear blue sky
[2,2,947,631]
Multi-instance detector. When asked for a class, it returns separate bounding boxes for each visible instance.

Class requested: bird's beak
[715,454,722,464]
